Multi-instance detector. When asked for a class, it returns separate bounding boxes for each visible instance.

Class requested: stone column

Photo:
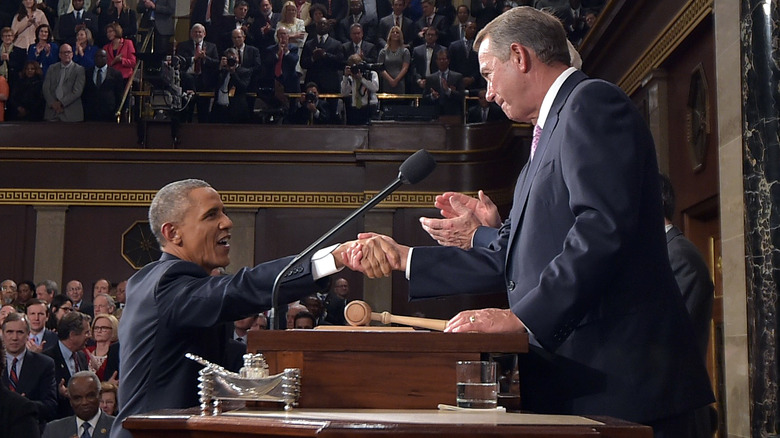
[33,206,68,288]
[741,0,780,435]
[226,208,258,273]
[362,210,395,314]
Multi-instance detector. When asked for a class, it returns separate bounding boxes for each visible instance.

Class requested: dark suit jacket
[377,14,414,49]
[0,384,40,438]
[341,40,378,64]
[177,39,221,91]
[301,35,344,93]
[0,350,57,423]
[311,0,348,21]
[447,39,482,89]
[236,44,262,91]
[336,14,378,44]
[288,98,337,125]
[75,301,94,318]
[261,43,300,93]
[423,70,464,116]
[211,66,252,123]
[43,411,115,438]
[112,252,328,438]
[83,65,124,121]
[137,0,175,35]
[43,343,88,419]
[55,9,99,46]
[666,225,714,360]
[408,70,714,424]
[466,102,505,123]
[412,14,449,46]
[410,43,442,86]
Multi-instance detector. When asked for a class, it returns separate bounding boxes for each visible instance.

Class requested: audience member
[210,47,252,123]
[1,312,58,425]
[16,281,36,310]
[1,26,26,84]
[413,0,448,47]
[72,27,97,68]
[42,371,115,438]
[99,382,117,415]
[83,48,123,120]
[277,1,307,48]
[341,22,376,63]
[11,0,49,52]
[93,279,110,297]
[251,313,268,330]
[410,26,442,93]
[96,0,137,47]
[473,0,500,30]
[303,3,328,42]
[92,294,116,317]
[217,0,255,51]
[433,0,455,28]
[261,26,300,93]
[7,59,45,120]
[137,0,175,55]
[0,63,8,121]
[232,314,257,343]
[377,0,413,49]
[293,310,316,329]
[300,17,343,93]
[42,43,85,121]
[36,280,59,306]
[336,0,376,44]
[231,28,261,103]
[44,311,90,419]
[66,280,94,317]
[301,294,329,325]
[292,0,311,26]
[255,0,281,50]
[178,23,219,123]
[28,23,59,76]
[103,22,136,83]
[0,336,41,438]
[322,277,347,325]
[285,302,308,328]
[449,5,470,42]
[46,295,74,331]
[86,314,118,381]
[377,25,409,93]
[1,280,18,309]
[56,0,98,47]
[311,0,348,26]
[0,305,16,326]
[447,20,480,87]
[287,81,336,124]
[466,88,506,123]
[26,300,59,353]
[341,53,377,124]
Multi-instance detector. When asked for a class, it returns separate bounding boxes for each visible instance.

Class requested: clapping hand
[419,191,500,249]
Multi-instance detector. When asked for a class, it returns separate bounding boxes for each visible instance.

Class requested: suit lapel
[506,70,588,257]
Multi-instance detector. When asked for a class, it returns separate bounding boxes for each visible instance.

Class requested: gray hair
[67,370,101,392]
[36,279,59,296]
[94,293,116,309]
[475,6,570,66]
[149,179,211,246]
[191,23,205,32]
[2,312,30,332]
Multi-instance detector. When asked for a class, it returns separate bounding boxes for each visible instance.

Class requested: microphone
[269,149,437,329]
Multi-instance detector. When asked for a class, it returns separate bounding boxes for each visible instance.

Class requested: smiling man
[111,179,353,438]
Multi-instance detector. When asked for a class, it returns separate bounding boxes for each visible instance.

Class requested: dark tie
[9,358,19,392]
[319,35,324,45]
[77,10,82,21]
[194,43,202,74]
[81,422,92,438]
[72,352,80,372]
[427,16,432,26]
[460,24,464,39]
[530,124,542,159]
[395,16,400,28]
[95,68,102,86]
[236,337,244,342]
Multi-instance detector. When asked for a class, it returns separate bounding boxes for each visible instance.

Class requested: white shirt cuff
[311,243,343,280]
[405,247,413,280]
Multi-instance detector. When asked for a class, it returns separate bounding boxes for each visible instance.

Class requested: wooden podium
[247,329,528,409]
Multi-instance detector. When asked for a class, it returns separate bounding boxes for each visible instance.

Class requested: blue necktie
[81,422,92,438]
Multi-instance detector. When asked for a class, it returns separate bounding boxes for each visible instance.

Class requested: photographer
[287,81,337,124]
[340,53,378,125]
[210,47,251,123]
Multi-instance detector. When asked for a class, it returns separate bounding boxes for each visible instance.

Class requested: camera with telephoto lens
[305,91,317,103]
[351,61,384,75]
[226,56,238,67]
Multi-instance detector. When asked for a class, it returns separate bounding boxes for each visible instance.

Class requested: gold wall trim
[0,188,510,209]
[618,0,713,95]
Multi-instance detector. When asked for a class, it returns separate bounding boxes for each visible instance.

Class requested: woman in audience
[277,1,307,48]
[1,27,26,85]
[104,22,136,84]
[99,382,118,415]
[46,295,73,330]
[73,28,98,69]
[97,0,137,47]
[377,26,409,93]
[294,0,312,26]
[87,314,119,381]
[0,74,8,121]
[304,3,327,42]
[8,60,44,121]
[27,23,58,76]
[11,0,48,51]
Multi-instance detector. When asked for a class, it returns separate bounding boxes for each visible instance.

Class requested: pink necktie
[530,124,542,159]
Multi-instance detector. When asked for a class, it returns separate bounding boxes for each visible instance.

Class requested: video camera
[140,52,193,115]
[350,61,384,75]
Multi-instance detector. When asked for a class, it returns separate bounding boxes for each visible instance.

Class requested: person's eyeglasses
[93,326,112,332]
[60,306,73,312]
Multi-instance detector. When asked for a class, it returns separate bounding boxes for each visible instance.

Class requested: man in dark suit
[261,26,300,93]
[347,7,714,437]
[83,49,123,121]
[230,28,262,109]
[340,23,378,63]
[210,47,252,123]
[137,0,176,55]
[253,0,280,51]
[376,0,413,48]
[110,179,354,438]
[65,280,93,318]
[26,300,59,353]
[43,371,115,438]
[466,89,505,123]
[43,312,90,419]
[311,0,349,26]
[178,24,220,123]
[423,50,464,116]
[448,5,470,44]
[336,0,377,44]
[55,0,98,46]
[447,20,482,90]
[410,26,443,93]
[412,0,448,46]
[287,81,338,124]
[2,313,58,425]
[301,17,344,93]
[0,335,40,438]
[189,0,227,42]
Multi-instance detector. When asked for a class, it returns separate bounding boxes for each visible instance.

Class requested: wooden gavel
[344,300,448,331]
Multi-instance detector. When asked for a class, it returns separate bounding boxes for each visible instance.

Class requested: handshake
[335,190,501,278]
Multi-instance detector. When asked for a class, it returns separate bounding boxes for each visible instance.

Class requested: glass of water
[456,361,498,409]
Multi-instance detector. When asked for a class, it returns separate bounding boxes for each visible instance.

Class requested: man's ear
[509,42,529,73]
[161,223,181,245]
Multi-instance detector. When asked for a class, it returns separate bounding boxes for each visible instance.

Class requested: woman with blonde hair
[377,25,409,93]
[87,313,119,381]
[73,28,98,69]
[277,1,307,47]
